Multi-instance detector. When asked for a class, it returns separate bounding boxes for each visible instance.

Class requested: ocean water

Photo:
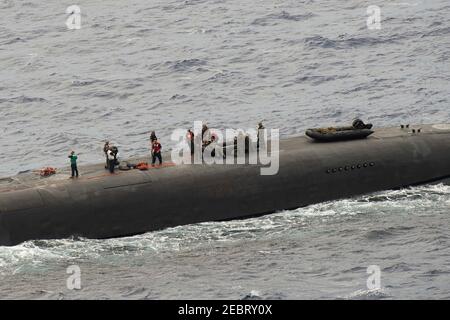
[0,0,449,299]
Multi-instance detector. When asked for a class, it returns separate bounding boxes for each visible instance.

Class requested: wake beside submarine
[1,124,450,246]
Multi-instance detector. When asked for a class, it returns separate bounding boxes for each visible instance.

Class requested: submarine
[1,123,450,246]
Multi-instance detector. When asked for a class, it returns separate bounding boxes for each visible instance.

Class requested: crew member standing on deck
[151,139,162,166]
[107,148,116,173]
[103,141,110,169]
[202,123,210,145]
[68,151,79,178]
[257,122,265,151]
[187,129,194,155]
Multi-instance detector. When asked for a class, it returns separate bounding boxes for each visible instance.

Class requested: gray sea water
[0,0,449,299]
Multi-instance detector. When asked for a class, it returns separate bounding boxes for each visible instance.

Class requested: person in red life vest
[151,139,162,166]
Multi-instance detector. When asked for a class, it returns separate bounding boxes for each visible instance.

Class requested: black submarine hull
[1,124,450,246]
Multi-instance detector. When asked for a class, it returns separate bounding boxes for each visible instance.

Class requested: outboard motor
[353,119,373,130]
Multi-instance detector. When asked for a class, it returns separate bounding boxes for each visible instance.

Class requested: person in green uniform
[68,151,79,178]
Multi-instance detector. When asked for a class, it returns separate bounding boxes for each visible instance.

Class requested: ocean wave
[241,290,262,300]
[0,37,25,45]
[252,11,315,26]
[382,262,414,272]
[344,288,391,300]
[304,35,399,50]
[70,79,101,87]
[0,95,47,104]
[421,26,450,38]
[168,59,208,72]
[294,74,349,86]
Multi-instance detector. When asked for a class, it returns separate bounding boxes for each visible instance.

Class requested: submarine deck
[1,124,449,193]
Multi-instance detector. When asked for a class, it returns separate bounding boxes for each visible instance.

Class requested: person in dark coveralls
[107,147,117,173]
[151,139,162,166]
[257,122,265,151]
[68,151,79,178]
[186,129,194,155]
[103,141,110,169]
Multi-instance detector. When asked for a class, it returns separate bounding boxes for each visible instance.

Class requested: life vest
[152,143,162,154]
[135,162,150,170]
[40,167,57,177]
